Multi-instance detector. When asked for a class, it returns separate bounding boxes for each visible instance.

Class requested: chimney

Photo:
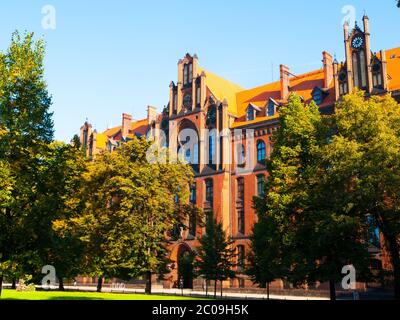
[323,51,333,88]
[147,106,157,124]
[122,113,132,138]
[280,64,290,100]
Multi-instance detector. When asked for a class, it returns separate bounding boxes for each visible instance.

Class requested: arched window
[353,51,367,89]
[257,140,266,164]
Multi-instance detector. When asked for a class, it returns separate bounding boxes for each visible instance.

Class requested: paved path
[36,285,330,300]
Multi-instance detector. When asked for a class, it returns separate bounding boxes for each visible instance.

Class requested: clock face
[352,36,364,49]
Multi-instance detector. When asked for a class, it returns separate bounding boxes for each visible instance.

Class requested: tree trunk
[205,280,208,296]
[11,278,16,290]
[58,278,64,291]
[214,279,217,299]
[329,280,336,301]
[220,280,223,298]
[145,271,152,295]
[96,277,103,293]
[267,282,270,300]
[385,234,400,300]
[0,275,3,297]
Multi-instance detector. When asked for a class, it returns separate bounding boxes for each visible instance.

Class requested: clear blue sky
[0,0,399,142]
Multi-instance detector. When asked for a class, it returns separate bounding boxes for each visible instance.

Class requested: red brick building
[80,16,400,289]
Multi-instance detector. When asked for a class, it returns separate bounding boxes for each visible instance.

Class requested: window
[237,178,244,203]
[190,185,196,204]
[372,62,383,88]
[237,245,245,271]
[312,89,323,105]
[257,140,266,164]
[183,63,192,86]
[352,51,367,89]
[237,144,246,168]
[257,175,265,197]
[267,102,275,117]
[188,63,193,84]
[183,94,192,110]
[183,65,188,86]
[205,179,213,204]
[173,93,178,112]
[339,71,348,96]
[237,209,245,235]
[247,106,254,121]
[196,83,201,106]
[368,216,381,249]
[208,133,216,165]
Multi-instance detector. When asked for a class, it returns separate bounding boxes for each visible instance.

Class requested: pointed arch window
[352,51,367,89]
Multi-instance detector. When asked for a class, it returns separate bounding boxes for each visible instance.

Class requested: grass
[0,289,203,300]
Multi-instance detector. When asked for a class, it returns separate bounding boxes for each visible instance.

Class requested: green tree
[0,160,14,296]
[0,31,54,294]
[71,137,195,293]
[195,213,235,298]
[247,197,286,299]
[249,94,371,300]
[38,141,87,290]
[325,91,400,299]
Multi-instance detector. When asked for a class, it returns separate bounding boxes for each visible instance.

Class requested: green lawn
[0,289,202,300]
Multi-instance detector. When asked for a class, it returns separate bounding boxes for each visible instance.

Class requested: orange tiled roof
[129,118,149,137]
[385,47,400,92]
[104,125,121,137]
[235,68,336,120]
[198,67,245,116]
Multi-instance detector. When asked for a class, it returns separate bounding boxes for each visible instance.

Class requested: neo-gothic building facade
[80,16,400,289]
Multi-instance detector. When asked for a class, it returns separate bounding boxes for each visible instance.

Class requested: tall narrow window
[237,144,246,168]
[257,175,266,197]
[188,63,193,84]
[208,133,216,166]
[190,185,196,204]
[353,51,368,89]
[173,93,177,112]
[237,209,245,235]
[237,178,244,203]
[183,64,188,86]
[257,140,266,164]
[359,51,367,88]
[353,53,360,89]
[196,83,201,106]
[339,72,348,96]
[237,245,245,271]
[205,179,213,204]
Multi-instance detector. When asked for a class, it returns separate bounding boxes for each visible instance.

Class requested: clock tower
[335,15,388,99]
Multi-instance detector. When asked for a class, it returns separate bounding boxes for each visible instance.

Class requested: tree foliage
[249,94,372,300]
[65,137,195,292]
[195,213,235,298]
